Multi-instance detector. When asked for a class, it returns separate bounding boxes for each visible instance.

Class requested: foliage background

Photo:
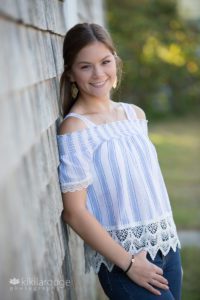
[106,0,200,119]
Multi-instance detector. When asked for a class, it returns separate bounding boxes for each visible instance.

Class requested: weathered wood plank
[0,0,67,34]
[0,19,58,96]
[0,0,20,20]
[0,1,106,299]
[0,79,59,183]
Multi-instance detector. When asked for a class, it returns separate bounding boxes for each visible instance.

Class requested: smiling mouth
[90,80,107,87]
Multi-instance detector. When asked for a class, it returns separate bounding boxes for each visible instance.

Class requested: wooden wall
[0,1,106,299]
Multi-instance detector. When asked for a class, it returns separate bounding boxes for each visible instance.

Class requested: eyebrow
[77,54,112,65]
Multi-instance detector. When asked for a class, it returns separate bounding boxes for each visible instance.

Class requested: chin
[92,92,110,99]
[91,88,112,97]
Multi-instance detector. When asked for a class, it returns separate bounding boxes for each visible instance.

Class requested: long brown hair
[59,23,122,118]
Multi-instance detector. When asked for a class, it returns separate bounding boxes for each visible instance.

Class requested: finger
[153,265,163,275]
[149,279,169,290]
[144,283,161,296]
[154,274,168,285]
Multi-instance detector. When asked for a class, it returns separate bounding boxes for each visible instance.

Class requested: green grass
[149,116,200,229]
[181,247,200,300]
[149,117,200,300]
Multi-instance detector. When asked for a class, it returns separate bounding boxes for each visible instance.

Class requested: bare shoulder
[58,116,87,135]
[130,104,146,120]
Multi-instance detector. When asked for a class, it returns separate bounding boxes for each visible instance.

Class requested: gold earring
[113,78,117,89]
[71,83,78,98]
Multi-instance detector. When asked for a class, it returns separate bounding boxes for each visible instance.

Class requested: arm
[62,189,131,271]
[62,188,168,296]
[131,104,146,120]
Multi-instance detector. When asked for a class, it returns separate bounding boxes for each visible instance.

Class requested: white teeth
[90,81,106,87]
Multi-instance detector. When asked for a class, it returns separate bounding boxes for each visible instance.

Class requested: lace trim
[61,176,93,193]
[84,215,181,274]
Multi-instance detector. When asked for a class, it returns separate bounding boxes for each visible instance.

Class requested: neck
[75,94,115,114]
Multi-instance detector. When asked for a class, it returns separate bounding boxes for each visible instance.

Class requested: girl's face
[70,42,117,101]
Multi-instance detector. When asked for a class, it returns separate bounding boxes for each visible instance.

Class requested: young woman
[57,23,182,300]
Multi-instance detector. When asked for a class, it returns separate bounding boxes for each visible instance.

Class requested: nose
[92,65,104,78]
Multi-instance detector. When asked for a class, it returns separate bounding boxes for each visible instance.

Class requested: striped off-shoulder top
[56,101,181,274]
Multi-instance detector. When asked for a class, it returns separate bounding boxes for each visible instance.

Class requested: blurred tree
[106,0,200,118]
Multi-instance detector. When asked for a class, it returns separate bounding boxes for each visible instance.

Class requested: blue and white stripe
[57,102,172,229]
[56,102,180,273]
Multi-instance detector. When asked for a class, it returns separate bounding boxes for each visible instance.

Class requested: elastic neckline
[57,118,148,137]
[64,102,137,126]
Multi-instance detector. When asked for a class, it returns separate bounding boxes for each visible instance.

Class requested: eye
[80,65,90,70]
[102,60,111,65]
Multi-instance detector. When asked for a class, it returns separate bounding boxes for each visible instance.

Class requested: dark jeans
[98,247,182,300]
